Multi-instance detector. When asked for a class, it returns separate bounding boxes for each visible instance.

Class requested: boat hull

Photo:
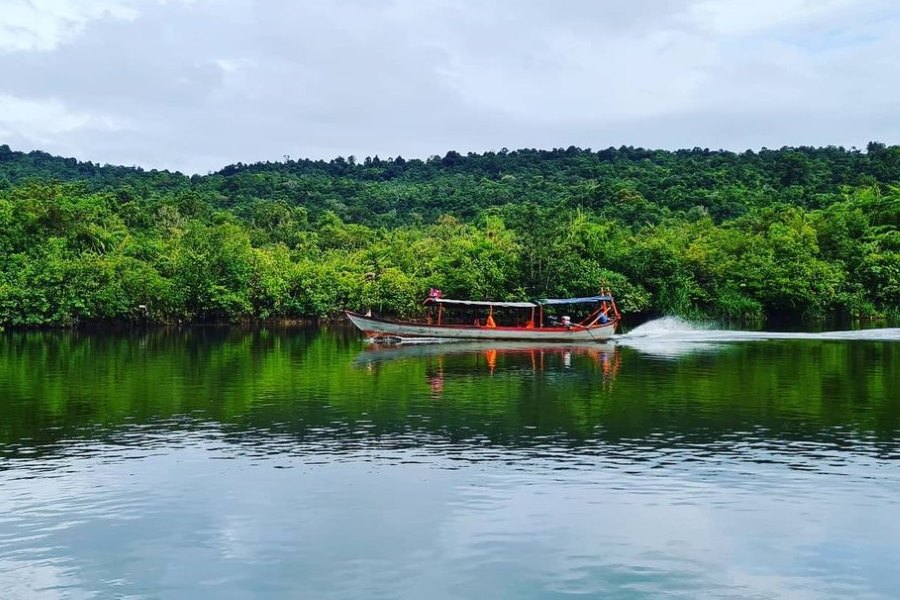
[345,312,617,342]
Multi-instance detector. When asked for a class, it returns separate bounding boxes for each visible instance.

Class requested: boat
[345,289,620,343]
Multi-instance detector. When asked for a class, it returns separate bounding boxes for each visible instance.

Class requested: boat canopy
[536,295,613,305]
[425,298,537,308]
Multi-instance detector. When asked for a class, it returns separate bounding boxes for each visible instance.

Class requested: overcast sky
[0,0,898,173]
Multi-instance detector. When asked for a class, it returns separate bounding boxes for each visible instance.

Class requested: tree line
[0,143,898,326]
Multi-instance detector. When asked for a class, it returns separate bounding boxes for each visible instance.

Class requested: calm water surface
[1,321,899,599]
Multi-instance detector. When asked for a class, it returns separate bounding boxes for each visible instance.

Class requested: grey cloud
[0,0,897,173]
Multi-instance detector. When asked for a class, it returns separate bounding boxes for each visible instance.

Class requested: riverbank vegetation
[0,143,898,326]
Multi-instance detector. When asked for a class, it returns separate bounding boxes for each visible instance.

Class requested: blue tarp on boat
[536,296,613,305]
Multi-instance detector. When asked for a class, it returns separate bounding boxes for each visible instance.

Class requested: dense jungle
[1,142,898,326]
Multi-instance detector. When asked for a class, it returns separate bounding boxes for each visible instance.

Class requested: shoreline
[2,312,897,333]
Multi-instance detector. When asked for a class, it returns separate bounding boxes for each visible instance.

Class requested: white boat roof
[427,298,536,308]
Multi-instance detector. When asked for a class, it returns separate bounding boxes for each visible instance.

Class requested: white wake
[615,316,900,357]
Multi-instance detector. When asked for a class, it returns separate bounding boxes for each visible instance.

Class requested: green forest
[0,142,898,327]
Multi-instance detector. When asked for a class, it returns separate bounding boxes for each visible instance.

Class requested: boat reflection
[356,341,621,394]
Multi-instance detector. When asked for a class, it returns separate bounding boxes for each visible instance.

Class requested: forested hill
[0,143,898,327]
[3,143,900,225]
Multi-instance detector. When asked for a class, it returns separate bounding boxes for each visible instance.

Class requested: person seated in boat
[597,305,611,324]
[485,313,496,328]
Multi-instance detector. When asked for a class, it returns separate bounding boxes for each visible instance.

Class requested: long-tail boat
[345,288,620,342]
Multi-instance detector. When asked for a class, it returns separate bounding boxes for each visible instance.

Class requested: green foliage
[0,144,898,326]
[169,223,254,320]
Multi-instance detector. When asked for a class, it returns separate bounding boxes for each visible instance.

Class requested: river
[1,321,899,598]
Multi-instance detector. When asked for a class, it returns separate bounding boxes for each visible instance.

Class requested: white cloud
[687,0,858,36]
[0,94,128,140]
[0,0,139,52]
[442,27,717,122]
